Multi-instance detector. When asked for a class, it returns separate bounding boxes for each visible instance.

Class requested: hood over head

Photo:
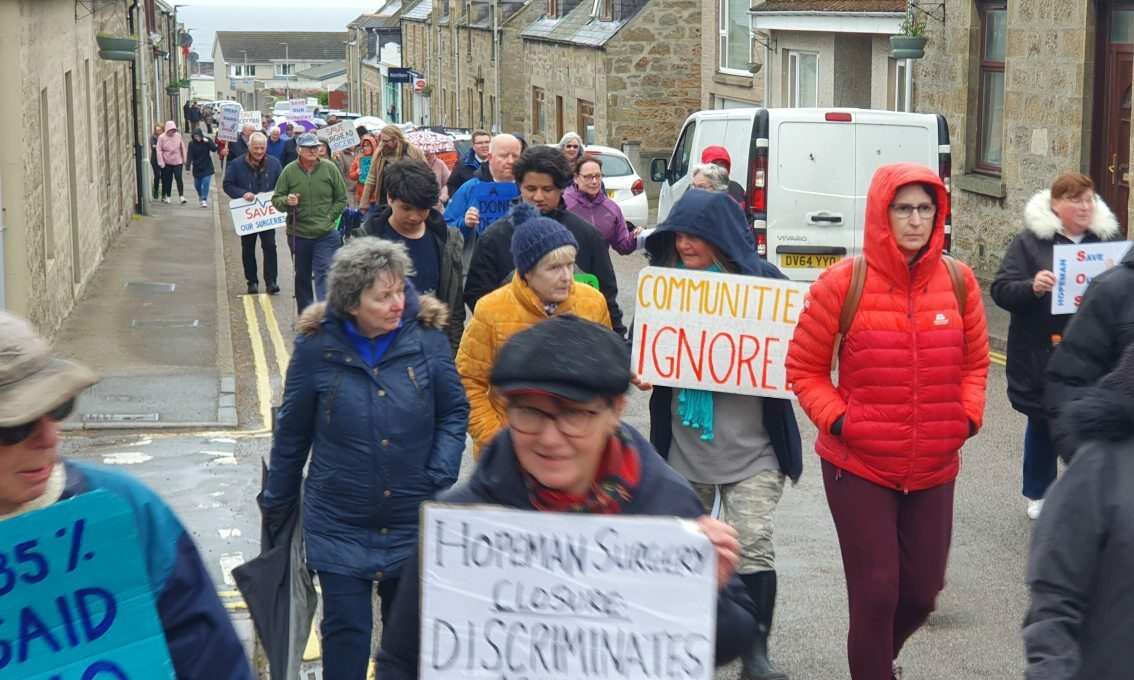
[700,145,732,171]
[359,134,376,154]
[164,121,178,133]
[1022,188,1120,241]
[1064,340,1134,444]
[647,189,784,279]
[191,128,204,140]
[862,162,950,285]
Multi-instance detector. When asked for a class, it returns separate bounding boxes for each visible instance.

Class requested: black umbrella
[234,461,317,679]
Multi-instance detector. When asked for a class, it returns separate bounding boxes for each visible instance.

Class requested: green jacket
[271,158,348,239]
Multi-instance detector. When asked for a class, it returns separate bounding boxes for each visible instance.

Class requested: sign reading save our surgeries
[419,504,717,680]
[1052,241,1132,315]
[228,192,287,236]
[322,122,361,154]
[217,105,241,143]
[471,182,519,234]
[632,267,808,399]
[287,99,313,121]
[0,490,174,679]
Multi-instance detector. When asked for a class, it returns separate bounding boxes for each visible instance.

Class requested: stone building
[346,2,411,119]
[702,0,766,108]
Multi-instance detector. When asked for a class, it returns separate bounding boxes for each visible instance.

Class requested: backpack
[830,255,967,370]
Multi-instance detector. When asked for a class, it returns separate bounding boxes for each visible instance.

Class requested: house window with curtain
[275,63,295,77]
[578,99,595,144]
[547,0,558,19]
[533,87,546,135]
[787,51,818,107]
[719,0,751,73]
[590,0,613,21]
[976,2,1007,173]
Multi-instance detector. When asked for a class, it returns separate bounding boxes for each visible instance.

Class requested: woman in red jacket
[786,163,989,679]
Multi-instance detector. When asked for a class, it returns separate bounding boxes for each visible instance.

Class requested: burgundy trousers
[822,459,955,680]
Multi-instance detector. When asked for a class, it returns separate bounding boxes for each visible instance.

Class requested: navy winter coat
[644,189,804,482]
[262,289,470,581]
[375,424,759,677]
[223,153,282,198]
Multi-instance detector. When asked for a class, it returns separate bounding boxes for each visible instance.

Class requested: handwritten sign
[0,490,175,679]
[240,110,261,127]
[229,192,287,236]
[1052,241,1132,314]
[471,182,519,234]
[631,267,808,398]
[217,105,241,142]
[322,122,361,154]
[419,504,716,680]
[287,99,312,121]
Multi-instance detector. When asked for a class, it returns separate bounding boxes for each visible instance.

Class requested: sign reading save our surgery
[228,192,287,236]
[0,490,174,679]
[1052,241,1132,315]
[419,504,717,680]
[631,266,808,399]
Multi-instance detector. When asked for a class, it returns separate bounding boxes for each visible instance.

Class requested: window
[275,63,295,77]
[231,64,256,77]
[719,0,751,72]
[671,121,697,182]
[976,2,1007,173]
[532,86,545,135]
[888,58,908,112]
[578,99,595,144]
[40,86,54,261]
[590,0,613,21]
[787,51,818,107]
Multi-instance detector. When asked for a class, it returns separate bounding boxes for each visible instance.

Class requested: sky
[176,1,380,61]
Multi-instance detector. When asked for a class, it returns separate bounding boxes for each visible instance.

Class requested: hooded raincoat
[156,121,186,168]
[349,135,377,205]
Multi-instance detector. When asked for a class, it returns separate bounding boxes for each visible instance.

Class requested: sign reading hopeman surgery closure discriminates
[420,505,717,680]
[228,192,287,236]
[0,490,175,679]
[631,267,809,398]
[1052,241,1132,315]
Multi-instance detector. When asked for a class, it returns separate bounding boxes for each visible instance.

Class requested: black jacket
[464,200,626,335]
[187,134,219,178]
[282,138,299,167]
[991,190,1120,419]
[362,206,466,355]
[1046,246,1134,460]
[644,189,803,482]
[227,134,251,161]
[223,153,283,199]
[1024,356,1134,678]
[374,424,759,678]
[445,147,482,201]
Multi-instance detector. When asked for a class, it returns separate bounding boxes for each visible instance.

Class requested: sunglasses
[0,398,76,446]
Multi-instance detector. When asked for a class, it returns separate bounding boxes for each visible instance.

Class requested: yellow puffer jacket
[456,273,612,452]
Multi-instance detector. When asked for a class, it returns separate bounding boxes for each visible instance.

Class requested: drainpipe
[763,36,770,106]
[493,0,500,131]
[904,57,913,112]
[129,1,148,215]
[454,21,461,127]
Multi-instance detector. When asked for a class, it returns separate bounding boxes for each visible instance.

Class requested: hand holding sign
[1033,270,1056,295]
[229,192,287,236]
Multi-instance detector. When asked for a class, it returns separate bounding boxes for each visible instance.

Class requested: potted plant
[890,5,928,59]
[96,33,138,61]
[420,84,433,97]
[165,84,180,95]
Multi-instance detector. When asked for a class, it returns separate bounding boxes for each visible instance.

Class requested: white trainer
[180,196,188,205]
[162,197,170,204]
[201,200,208,208]
[1027,499,1044,520]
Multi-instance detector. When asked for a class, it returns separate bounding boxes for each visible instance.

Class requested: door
[1093,4,1133,234]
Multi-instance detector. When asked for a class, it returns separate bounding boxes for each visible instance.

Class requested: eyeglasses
[506,403,600,438]
[577,173,602,182]
[564,144,580,150]
[0,398,76,446]
[889,203,937,219]
[1060,196,1095,207]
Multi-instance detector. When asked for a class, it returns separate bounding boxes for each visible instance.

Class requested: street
[52,184,1032,679]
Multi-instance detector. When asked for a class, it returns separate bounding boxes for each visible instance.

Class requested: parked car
[650,107,952,281]
[582,145,649,231]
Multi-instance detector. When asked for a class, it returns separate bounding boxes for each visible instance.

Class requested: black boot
[740,571,788,680]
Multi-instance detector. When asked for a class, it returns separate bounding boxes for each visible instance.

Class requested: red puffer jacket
[786,163,989,492]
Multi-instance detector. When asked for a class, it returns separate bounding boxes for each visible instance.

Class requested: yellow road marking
[243,295,273,429]
[989,350,1006,366]
[257,294,291,386]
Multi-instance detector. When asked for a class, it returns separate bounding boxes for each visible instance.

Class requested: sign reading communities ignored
[419,504,717,680]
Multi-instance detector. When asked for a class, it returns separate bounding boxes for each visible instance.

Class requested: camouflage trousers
[691,469,785,574]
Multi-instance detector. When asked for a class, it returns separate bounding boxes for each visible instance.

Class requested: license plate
[780,254,841,269]
[606,190,616,198]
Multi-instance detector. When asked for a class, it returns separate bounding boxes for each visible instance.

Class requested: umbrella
[353,116,387,133]
[407,129,456,154]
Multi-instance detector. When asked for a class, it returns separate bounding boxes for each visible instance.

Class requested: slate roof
[296,60,347,80]
[215,32,349,62]
[348,13,375,28]
[752,0,905,12]
[402,0,433,22]
[521,1,638,47]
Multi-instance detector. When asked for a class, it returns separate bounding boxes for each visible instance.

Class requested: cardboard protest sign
[217,105,241,142]
[323,122,361,154]
[240,110,262,127]
[631,266,808,398]
[471,182,519,234]
[420,504,717,680]
[0,490,175,679]
[1052,241,1132,314]
[287,99,312,121]
[229,192,287,236]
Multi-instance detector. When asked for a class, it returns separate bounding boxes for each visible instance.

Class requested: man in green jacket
[272,132,348,312]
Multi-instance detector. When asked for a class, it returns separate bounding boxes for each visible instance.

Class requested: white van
[650,108,952,281]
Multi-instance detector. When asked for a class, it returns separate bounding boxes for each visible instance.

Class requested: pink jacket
[156,121,186,168]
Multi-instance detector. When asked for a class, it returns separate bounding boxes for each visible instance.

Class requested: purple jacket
[563,184,636,255]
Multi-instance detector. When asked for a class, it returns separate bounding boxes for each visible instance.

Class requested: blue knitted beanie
[510,203,578,275]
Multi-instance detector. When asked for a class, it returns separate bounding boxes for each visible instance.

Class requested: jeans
[286,231,341,313]
[160,164,184,198]
[241,230,277,286]
[317,572,400,680]
[1022,416,1058,500]
[192,174,212,201]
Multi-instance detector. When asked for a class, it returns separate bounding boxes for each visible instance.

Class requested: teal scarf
[676,262,720,441]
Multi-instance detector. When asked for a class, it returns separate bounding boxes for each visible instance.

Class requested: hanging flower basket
[420,84,433,97]
[99,50,136,62]
[165,85,180,95]
[890,35,928,59]
[96,35,138,52]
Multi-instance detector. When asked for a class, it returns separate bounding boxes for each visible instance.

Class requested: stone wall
[361,62,384,117]
[523,40,606,145]
[700,0,762,108]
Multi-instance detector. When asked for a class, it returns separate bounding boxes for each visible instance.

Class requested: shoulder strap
[942,255,967,318]
[831,256,867,371]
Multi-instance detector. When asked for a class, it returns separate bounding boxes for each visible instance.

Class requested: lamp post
[280,42,290,99]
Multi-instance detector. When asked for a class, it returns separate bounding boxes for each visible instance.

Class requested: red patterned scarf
[524,429,642,514]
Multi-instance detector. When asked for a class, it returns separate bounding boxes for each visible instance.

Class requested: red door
[1093,4,1134,234]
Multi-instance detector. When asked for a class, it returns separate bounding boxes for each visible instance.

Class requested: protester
[444,133,522,271]
[456,203,611,451]
[1023,341,1134,677]
[224,131,282,295]
[333,139,362,211]
[786,163,989,680]
[557,130,584,165]
[156,120,188,205]
[701,145,750,215]
[359,125,425,213]
[424,150,450,209]
[349,135,377,209]
[0,311,255,679]
[317,139,331,159]
[641,189,800,680]
[464,145,626,336]
[564,155,641,255]
[282,124,300,166]
[186,128,219,208]
[266,127,287,163]
[358,159,465,354]
[149,122,164,200]
[446,129,490,199]
[262,238,468,680]
[271,132,347,312]
[692,163,731,192]
[377,314,759,677]
[991,172,1119,519]
[225,123,256,161]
